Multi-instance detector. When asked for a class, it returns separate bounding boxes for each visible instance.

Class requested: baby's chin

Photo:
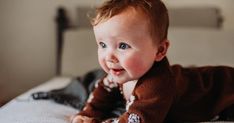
[112,76,137,85]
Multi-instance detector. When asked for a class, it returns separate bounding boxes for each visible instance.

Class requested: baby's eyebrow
[95,37,103,42]
[115,36,128,41]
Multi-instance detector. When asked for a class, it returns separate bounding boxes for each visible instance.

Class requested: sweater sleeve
[78,76,174,123]
[78,77,123,121]
[116,74,175,123]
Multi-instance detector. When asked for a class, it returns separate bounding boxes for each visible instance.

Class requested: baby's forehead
[123,6,150,20]
[96,10,151,33]
[126,7,161,42]
[94,6,160,44]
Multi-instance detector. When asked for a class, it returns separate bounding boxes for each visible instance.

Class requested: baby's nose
[106,53,118,63]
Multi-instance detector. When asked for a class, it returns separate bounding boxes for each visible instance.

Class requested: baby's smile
[110,68,125,76]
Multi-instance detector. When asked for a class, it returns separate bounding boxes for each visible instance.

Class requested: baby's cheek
[124,58,146,76]
[98,56,108,73]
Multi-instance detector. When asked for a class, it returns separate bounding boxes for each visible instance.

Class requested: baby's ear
[155,39,169,61]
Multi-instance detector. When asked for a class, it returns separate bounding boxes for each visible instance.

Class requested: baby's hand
[103,74,118,88]
[70,115,97,123]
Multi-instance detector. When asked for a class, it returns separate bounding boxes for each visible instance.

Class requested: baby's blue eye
[99,42,106,48]
[119,42,131,49]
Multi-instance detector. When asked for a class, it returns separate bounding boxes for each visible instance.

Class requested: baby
[71,0,234,123]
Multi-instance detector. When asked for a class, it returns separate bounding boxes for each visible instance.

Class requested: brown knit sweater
[78,57,234,123]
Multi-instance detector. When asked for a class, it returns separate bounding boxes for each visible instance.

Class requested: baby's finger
[71,115,84,123]
[79,116,96,123]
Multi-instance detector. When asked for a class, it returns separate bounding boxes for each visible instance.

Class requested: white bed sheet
[0,77,78,123]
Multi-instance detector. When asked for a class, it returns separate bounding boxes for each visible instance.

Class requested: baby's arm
[71,72,175,123]
[112,76,175,123]
[71,75,121,122]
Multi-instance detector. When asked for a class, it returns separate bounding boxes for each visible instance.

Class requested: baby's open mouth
[111,68,125,76]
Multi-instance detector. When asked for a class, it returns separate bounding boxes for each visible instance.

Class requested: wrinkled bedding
[0,77,78,123]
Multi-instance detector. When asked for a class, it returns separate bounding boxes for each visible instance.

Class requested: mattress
[0,77,78,123]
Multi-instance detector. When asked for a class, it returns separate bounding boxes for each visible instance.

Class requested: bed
[0,6,233,123]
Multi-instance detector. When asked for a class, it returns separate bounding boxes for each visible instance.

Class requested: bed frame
[55,6,223,76]
[55,7,69,75]
[56,7,224,75]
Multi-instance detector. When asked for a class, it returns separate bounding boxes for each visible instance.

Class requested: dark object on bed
[32,69,104,109]
[32,79,87,109]
[32,69,125,117]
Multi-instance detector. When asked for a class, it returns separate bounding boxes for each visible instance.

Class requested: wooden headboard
[55,6,225,76]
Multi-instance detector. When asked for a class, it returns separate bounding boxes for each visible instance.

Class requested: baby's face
[94,8,159,84]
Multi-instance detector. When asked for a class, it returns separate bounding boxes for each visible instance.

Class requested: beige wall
[0,0,233,102]
[0,0,100,101]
